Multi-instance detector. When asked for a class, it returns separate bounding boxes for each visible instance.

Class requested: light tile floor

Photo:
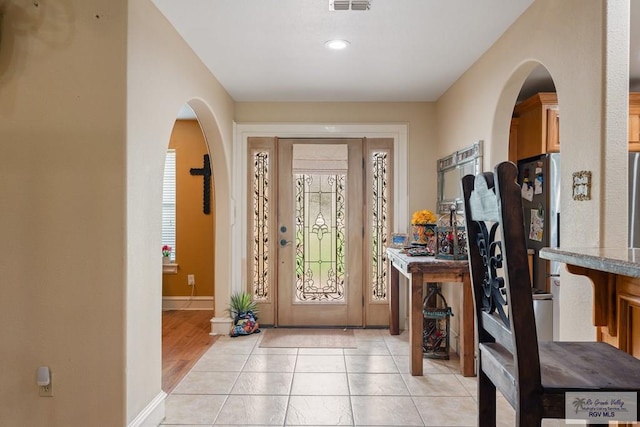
[161,328,566,426]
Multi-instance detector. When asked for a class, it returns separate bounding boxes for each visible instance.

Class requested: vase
[411,223,437,252]
[162,256,171,264]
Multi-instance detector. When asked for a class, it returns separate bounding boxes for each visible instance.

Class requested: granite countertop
[539,247,640,278]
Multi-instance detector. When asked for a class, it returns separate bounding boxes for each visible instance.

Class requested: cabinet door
[546,107,560,152]
[513,93,558,160]
[629,112,640,151]
[615,276,640,356]
[630,93,640,152]
[508,118,519,162]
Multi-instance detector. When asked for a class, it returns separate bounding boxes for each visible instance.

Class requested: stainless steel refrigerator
[517,153,560,341]
[630,153,640,248]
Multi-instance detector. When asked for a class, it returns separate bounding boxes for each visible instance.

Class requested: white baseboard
[162,296,214,310]
[128,391,166,427]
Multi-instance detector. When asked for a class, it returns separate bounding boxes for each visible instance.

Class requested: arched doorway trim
[490,60,549,168]
[182,98,233,320]
[492,61,561,340]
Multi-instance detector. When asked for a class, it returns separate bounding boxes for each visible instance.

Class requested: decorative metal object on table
[435,204,468,260]
[422,283,453,360]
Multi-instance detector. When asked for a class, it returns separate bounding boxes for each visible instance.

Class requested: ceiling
[153,0,534,102]
[154,0,640,105]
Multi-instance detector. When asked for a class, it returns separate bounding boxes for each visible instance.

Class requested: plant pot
[162,256,171,264]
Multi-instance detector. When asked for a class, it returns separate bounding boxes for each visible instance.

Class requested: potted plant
[227,292,258,318]
[227,292,260,337]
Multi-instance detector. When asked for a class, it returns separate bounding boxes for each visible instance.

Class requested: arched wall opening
[493,61,561,341]
[185,98,233,321]
[161,105,215,309]
[159,99,231,392]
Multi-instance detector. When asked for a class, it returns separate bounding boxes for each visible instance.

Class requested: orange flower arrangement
[411,209,437,225]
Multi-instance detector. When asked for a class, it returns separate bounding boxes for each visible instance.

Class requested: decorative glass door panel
[277,139,363,326]
[294,173,346,303]
[364,139,394,326]
[246,138,277,325]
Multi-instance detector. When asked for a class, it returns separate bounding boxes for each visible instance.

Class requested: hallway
[160,328,564,426]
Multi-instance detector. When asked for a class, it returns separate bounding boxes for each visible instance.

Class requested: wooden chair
[462,161,640,426]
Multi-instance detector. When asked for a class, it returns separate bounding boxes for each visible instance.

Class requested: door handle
[280,239,293,247]
[279,225,292,247]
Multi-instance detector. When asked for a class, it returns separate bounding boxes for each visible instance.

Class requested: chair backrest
[462,161,542,400]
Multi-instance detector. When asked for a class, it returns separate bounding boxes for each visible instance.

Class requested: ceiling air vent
[329,0,371,11]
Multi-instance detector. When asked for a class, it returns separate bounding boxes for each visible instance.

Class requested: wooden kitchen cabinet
[545,106,560,152]
[508,118,519,162]
[512,92,558,161]
[511,92,640,160]
[630,92,640,151]
[613,275,640,357]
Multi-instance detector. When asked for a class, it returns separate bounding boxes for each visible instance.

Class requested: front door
[246,137,393,327]
[276,139,363,326]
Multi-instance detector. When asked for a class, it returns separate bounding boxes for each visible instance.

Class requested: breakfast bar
[540,247,640,354]
[386,247,474,376]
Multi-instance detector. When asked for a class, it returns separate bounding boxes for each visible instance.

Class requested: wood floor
[162,310,218,393]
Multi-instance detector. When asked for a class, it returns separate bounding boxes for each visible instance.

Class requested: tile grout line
[277,344,299,427]
[344,344,356,426]
[211,336,254,426]
[385,332,427,427]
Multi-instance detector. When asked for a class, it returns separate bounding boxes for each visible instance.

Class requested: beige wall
[0,0,127,425]
[436,0,629,341]
[163,120,215,299]
[235,102,439,215]
[127,0,235,424]
[0,0,234,425]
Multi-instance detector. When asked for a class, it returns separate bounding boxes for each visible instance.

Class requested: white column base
[210,316,233,336]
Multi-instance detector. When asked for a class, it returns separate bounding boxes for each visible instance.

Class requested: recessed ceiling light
[325,39,350,50]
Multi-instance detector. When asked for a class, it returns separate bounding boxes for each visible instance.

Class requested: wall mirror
[437,141,483,214]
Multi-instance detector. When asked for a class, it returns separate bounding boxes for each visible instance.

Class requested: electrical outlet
[187,274,195,286]
[39,384,53,397]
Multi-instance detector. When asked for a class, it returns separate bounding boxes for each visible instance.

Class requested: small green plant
[227,292,259,320]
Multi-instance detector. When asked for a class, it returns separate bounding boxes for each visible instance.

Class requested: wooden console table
[386,248,474,376]
[540,247,640,354]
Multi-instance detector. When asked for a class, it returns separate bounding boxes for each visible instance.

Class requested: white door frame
[232,123,408,305]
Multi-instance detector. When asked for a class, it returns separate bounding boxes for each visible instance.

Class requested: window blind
[162,150,176,261]
[292,143,348,173]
